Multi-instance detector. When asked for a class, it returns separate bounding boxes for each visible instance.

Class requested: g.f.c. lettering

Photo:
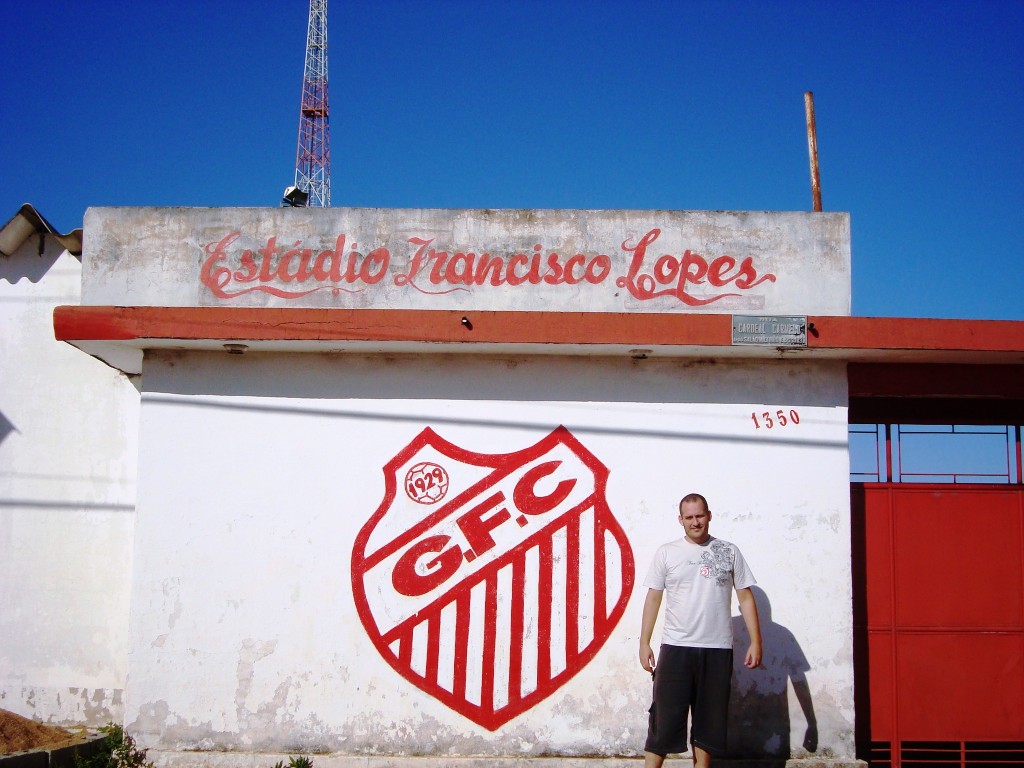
[390,460,576,597]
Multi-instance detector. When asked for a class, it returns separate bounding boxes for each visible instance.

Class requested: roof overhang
[0,204,82,257]
[53,306,1024,376]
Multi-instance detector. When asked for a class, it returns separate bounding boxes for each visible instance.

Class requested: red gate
[852,484,1024,767]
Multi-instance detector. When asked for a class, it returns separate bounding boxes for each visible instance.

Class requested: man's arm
[736,587,762,668]
[639,588,663,672]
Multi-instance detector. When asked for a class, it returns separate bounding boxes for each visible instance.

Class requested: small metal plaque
[732,315,807,347]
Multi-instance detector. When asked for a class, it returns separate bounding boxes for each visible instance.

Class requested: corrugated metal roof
[0,204,82,257]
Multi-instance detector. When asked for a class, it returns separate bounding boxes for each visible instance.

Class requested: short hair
[679,493,709,514]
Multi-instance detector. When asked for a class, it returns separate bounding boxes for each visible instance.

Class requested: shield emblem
[351,426,635,731]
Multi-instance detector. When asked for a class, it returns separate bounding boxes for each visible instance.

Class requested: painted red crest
[351,426,635,731]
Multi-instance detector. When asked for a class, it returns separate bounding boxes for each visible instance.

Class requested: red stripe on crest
[508,551,525,706]
[536,536,553,686]
[426,609,441,684]
[453,591,471,702]
[481,575,499,714]
[566,513,581,659]
[594,511,608,632]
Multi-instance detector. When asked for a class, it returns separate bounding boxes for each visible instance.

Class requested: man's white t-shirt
[643,535,756,649]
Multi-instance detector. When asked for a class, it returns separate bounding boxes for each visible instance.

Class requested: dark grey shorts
[644,644,733,757]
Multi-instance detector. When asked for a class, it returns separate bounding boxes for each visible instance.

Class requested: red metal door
[853,485,1024,767]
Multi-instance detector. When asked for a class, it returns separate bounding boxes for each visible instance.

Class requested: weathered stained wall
[0,236,139,725]
[125,351,854,763]
[81,207,851,315]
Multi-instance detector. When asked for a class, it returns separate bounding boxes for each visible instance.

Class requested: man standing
[639,493,762,768]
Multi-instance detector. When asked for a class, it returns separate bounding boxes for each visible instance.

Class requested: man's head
[678,493,712,544]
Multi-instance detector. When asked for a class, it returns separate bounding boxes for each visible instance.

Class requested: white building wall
[125,351,853,762]
[0,236,140,724]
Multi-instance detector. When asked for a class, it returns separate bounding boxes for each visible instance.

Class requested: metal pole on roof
[804,91,823,212]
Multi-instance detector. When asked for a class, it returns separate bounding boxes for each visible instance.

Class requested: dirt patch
[0,709,88,755]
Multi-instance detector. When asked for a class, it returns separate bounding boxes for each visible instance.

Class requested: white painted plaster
[124,351,853,762]
[0,236,140,725]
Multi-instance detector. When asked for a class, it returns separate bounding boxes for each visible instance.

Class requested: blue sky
[2,0,1021,320]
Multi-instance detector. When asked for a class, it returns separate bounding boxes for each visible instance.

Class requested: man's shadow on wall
[728,587,818,766]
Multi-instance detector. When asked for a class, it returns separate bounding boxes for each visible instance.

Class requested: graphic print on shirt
[701,539,734,586]
[351,425,635,731]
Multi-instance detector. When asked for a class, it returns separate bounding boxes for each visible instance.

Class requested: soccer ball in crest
[404,461,450,505]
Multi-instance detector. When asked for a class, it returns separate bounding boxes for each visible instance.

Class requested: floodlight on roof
[282,186,309,208]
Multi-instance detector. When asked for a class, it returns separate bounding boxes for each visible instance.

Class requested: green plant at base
[271,757,313,768]
[74,723,153,768]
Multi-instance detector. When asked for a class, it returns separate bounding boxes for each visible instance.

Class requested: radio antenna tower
[284,0,330,207]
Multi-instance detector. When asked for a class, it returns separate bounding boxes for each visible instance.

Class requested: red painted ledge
[54,306,1024,349]
[53,306,1024,375]
[54,306,735,346]
[805,315,1024,352]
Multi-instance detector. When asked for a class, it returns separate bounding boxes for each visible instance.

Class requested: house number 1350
[751,409,800,429]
